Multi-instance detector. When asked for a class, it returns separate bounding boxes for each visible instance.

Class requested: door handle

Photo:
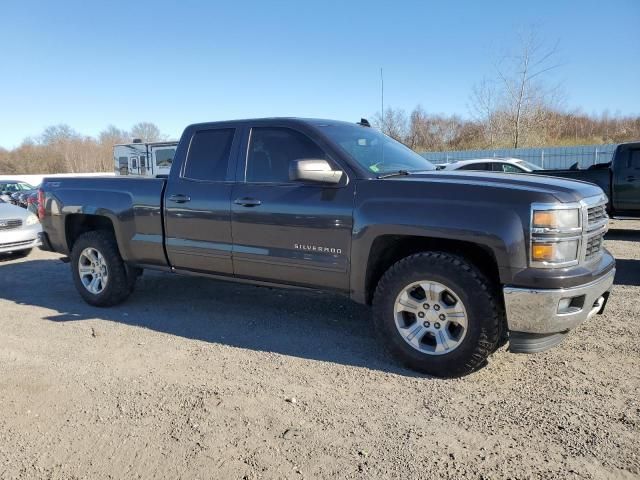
[627,176,636,182]
[168,194,191,203]
[234,197,262,207]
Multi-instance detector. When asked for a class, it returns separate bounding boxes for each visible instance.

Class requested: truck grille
[585,233,605,261]
[581,196,608,263]
[587,204,607,228]
[0,219,22,230]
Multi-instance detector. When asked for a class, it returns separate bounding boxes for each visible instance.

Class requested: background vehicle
[39,118,615,377]
[114,140,178,177]
[0,181,36,205]
[438,158,541,173]
[531,142,640,217]
[25,192,40,215]
[0,200,41,256]
[11,185,40,208]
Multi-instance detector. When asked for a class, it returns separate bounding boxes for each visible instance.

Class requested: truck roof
[185,117,359,130]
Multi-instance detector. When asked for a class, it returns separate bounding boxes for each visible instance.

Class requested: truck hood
[391,171,603,203]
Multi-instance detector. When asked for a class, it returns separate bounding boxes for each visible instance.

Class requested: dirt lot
[1,220,639,479]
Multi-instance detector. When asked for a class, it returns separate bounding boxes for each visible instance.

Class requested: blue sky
[0,0,638,148]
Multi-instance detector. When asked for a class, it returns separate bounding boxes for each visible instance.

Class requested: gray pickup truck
[38,118,616,377]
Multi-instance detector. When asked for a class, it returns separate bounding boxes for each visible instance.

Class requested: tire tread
[70,230,133,307]
[372,251,502,377]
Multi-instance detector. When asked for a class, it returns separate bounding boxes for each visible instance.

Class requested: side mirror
[289,159,343,184]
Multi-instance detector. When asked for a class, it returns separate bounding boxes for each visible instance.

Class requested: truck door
[164,127,239,275]
[614,146,640,212]
[230,126,353,291]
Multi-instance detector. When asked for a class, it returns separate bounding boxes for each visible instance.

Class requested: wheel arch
[362,234,501,305]
[65,214,117,253]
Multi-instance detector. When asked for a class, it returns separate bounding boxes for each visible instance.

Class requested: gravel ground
[0,219,638,479]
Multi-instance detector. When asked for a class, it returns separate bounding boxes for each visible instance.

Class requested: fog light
[557,295,586,314]
[558,298,572,313]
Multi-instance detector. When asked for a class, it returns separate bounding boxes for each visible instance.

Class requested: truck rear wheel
[70,230,134,307]
[372,252,501,377]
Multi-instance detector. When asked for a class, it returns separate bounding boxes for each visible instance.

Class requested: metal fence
[419,144,618,170]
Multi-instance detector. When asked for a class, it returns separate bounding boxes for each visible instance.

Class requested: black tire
[372,252,502,377]
[70,230,134,307]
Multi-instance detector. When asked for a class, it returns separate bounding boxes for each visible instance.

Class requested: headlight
[530,204,582,268]
[532,208,580,232]
[25,213,39,225]
[531,240,579,264]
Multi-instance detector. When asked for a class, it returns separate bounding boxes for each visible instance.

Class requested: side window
[629,150,640,169]
[246,127,329,183]
[155,148,175,168]
[183,129,235,182]
[501,163,522,173]
[460,163,488,171]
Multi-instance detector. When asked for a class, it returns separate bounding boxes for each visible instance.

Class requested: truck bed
[531,167,611,198]
[40,176,167,265]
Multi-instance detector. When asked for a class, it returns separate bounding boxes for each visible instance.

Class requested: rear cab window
[183,129,236,182]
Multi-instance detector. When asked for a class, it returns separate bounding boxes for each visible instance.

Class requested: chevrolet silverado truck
[532,142,640,217]
[38,118,616,377]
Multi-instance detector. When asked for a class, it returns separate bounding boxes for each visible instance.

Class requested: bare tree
[99,125,130,146]
[130,122,164,142]
[470,78,500,148]
[373,108,408,142]
[405,106,431,149]
[470,28,565,148]
[496,29,564,148]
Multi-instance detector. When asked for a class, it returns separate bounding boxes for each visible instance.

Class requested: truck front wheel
[70,230,135,307]
[372,252,502,377]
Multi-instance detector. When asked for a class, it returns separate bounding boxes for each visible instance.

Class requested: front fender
[349,195,528,303]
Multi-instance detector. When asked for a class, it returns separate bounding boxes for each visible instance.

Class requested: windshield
[515,160,541,171]
[319,124,435,175]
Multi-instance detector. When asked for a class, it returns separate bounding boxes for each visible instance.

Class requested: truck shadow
[605,229,640,241]
[612,259,640,287]
[0,256,425,377]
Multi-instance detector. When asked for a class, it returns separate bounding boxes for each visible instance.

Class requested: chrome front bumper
[503,268,616,335]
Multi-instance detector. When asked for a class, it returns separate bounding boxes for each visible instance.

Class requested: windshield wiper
[376,170,411,179]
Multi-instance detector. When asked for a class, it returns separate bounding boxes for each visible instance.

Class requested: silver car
[0,199,42,256]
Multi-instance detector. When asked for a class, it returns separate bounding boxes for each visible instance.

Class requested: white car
[438,158,541,173]
[0,199,42,256]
